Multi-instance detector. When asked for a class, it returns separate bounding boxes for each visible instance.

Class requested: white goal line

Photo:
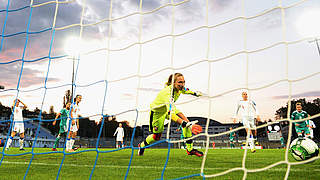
[2,161,319,172]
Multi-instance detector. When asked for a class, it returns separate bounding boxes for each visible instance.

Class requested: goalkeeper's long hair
[166,73,183,86]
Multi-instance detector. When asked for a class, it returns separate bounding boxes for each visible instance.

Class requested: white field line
[2,161,320,172]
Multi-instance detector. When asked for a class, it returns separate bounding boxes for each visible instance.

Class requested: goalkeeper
[138,73,203,157]
[52,102,71,151]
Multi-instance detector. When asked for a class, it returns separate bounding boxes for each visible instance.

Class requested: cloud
[1,0,239,90]
[175,1,204,25]
[209,0,237,12]
[272,91,320,99]
[0,61,59,88]
[0,2,84,89]
[128,0,161,11]
[121,93,135,100]
[138,87,161,92]
[0,94,14,98]
[253,10,282,30]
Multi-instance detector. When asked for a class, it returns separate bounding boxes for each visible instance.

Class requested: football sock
[19,138,24,149]
[182,126,192,138]
[70,138,75,148]
[249,137,255,150]
[140,134,155,148]
[66,138,71,150]
[186,142,193,152]
[183,125,194,151]
[53,136,61,149]
[6,137,13,149]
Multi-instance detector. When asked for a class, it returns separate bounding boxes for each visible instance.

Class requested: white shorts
[116,137,123,142]
[67,119,78,132]
[242,116,256,129]
[13,122,24,134]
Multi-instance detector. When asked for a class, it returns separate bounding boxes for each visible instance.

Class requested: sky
[0,0,320,126]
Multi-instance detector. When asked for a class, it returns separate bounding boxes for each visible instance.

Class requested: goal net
[0,0,320,179]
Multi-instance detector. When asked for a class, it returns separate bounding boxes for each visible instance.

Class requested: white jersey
[66,117,78,132]
[68,103,80,132]
[72,103,80,119]
[13,105,24,123]
[13,105,25,133]
[114,127,124,141]
[234,99,259,118]
[307,120,316,138]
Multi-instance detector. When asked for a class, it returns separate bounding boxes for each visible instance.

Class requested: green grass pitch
[0,147,319,179]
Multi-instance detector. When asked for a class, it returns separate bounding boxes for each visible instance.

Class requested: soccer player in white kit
[6,99,27,151]
[307,119,316,139]
[66,95,82,152]
[113,123,125,148]
[233,91,260,153]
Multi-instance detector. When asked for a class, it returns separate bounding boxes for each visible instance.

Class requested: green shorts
[230,138,234,143]
[59,124,67,134]
[295,127,310,135]
[149,111,167,133]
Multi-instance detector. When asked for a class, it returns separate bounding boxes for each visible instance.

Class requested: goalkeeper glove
[193,91,202,97]
[191,124,202,135]
[185,120,202,135]
[186,120,198,128]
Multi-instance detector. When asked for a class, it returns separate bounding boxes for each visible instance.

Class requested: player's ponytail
[166,73,183,86]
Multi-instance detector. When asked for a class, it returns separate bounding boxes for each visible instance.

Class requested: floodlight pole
[71,56,75,102]
[316,39,320,57]
[309,38,320,57]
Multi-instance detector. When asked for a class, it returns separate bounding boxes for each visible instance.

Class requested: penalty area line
[2,161,320,172]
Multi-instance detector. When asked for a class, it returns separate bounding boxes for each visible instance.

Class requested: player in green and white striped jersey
[229,127,236,148]
[52,102,71,151]
[291,102,311,139]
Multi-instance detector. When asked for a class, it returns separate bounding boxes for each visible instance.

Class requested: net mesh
[0,0,319,179]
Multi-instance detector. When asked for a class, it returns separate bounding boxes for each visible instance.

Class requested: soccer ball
[290,137,319,161]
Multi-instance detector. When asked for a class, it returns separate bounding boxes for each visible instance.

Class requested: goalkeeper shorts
[149,111,166,133]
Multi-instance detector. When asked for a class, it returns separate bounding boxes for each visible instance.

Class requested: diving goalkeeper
[138,73,203,157]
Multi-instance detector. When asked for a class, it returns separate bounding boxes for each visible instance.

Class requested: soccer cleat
[5,148,9,151]
[73,146,79,151]
[187,149,203,157]
[66,149,75,152]
[52,148,57,151]
[251,148,256,153]
[138,143,145,156]
[19,148,25,151]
